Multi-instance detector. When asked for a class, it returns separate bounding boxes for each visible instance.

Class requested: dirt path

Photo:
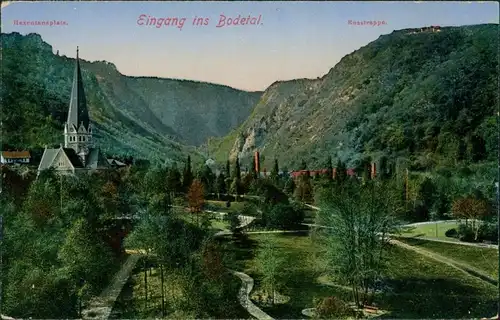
[230,270,274,320]
[390,239,497,286]
[82,254,140,319]
[394,234,498,249]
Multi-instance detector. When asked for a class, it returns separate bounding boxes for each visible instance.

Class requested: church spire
[67,46,89,131]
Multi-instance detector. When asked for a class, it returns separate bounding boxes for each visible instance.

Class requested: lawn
[210,219,230,231]
[110,258,249,319]
[401,221,460,241]
[398,238,499,279]
[380,244,497,319]
[224,232,344,319]
[224,232,498,319]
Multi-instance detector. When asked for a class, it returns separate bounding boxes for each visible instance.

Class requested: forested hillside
[209,24,498,175]
[1,32,261,163]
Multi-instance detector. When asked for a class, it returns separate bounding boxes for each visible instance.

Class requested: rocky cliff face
[212,24,498,171]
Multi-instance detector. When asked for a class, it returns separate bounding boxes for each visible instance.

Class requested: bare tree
[316,178,403,308]
[187,179,205,225]
[255,237,285,305]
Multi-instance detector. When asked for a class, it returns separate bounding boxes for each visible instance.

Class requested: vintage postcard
[0,1,499,319]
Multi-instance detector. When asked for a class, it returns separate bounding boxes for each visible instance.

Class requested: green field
[398,238,499,279]
[210,219,230,231]
[401,221,460,241]
[111,260,249,319]
[224,232,498,319]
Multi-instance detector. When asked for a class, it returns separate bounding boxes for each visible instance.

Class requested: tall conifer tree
[326,156,333,181]
[271,159,279,184]
[182,155,193,192]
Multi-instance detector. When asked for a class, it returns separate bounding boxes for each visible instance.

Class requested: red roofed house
[0,151,31,164]
[291,168,356,179]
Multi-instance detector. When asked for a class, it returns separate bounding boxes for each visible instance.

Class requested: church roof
[64,148,85,168]
[107,159,126,167]
[38,147,86,171]
[38,148,59,171]
[85,148,109,169]
[67,47,90,130]
[38,147,111,172]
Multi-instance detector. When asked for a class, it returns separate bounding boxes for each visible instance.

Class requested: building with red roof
[0,151,31,164]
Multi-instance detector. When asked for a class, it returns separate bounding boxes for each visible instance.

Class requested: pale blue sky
[2,1,498,91]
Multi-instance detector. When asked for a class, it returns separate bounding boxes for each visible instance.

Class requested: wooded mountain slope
[209,24,498,172]
[1,32,261,163]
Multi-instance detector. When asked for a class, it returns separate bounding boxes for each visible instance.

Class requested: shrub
[445,228,458,238]
[478,222,498,243]
[457,224,475,242]
[173,196,185,206]
[241,202,256,216]
[316,296,354,318]
[267,203,305,230]
[228,212,241,233]
[436,167,452,178]
[203,203,218,211]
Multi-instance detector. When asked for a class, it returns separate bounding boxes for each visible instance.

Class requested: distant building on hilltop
[38,47,109,176]
[407,25,441,35]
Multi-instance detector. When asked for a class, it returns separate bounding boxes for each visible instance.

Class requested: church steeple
[64,47,93,158]
[67,46,89,131]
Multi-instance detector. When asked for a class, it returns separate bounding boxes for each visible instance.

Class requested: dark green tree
[215,173,227,199]
[267,203,305,230]
[251,155,258,179]
[241,170,255,194]
[284,177,296,196]
[335,159,347,185]
[166,164,182,195]
[299,160,307,170]
[294,171,313,203]
[198,165,215,195]
[270,159,280,184]
[418,177,438,215]
[468,134,487,162]
[182,155,194,193]
[456,139,467,161]
[325,156,334,182]
[379,155,390,180]
[233,157,241,181]
[58,218,115,290]
[225,160,231,179]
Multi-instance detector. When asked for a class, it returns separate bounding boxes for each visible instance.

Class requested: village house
[0,151,31,164]
[107,158,127,168]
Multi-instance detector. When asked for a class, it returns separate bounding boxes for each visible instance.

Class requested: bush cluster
[315,296,354,318]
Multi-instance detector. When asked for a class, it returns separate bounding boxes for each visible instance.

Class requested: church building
[38,47,109,175]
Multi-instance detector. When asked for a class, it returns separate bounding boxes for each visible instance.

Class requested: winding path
[393,234,498,249]
[213,216,276,320]
[230,270,274,320]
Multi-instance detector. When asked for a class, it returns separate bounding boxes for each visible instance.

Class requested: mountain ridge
[208,24,498,172]
[1,32,261,164]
